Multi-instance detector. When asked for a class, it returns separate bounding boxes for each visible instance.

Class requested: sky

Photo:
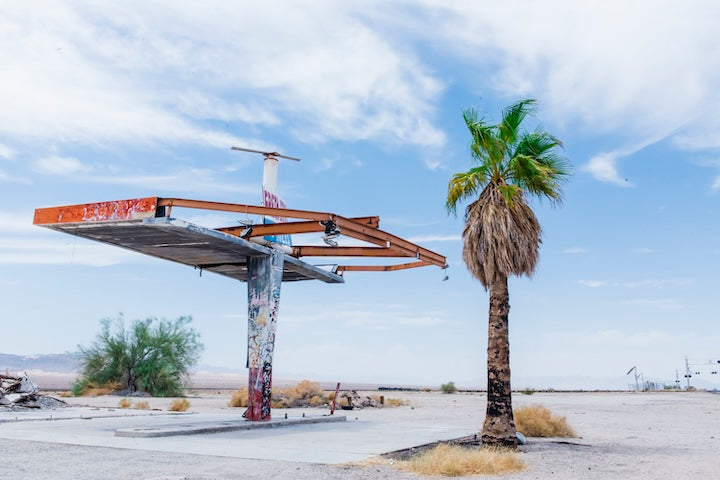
[1,1,719,390]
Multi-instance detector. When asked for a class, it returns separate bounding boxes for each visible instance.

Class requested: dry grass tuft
[272,380,328,408]
[133,400,150,410]
[228,388,249,408]
[118,398,131,409]
[82,381,122,397]
[514,404,577,437]
[401,444,525,477]
[169,398,190,412]
[57,391,73,398]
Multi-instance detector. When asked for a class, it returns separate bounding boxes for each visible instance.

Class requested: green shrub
[441,381,457,394]
[75,315,204,397]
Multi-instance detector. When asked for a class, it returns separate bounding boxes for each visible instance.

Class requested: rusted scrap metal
[0,373,66,409]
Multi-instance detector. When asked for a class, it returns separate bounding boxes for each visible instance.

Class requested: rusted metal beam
[159,198,445,268]
[158,198,446,268]
[217,216,379,237]
[34,197,159,225]
[335,218,446,267]
[158,198,336,222]
[292,246,414,257]
[336,261,432,272]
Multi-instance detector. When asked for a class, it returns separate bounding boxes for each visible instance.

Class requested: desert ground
[1,389,718,479]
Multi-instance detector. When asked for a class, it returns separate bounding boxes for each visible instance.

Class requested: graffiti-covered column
[246,249,284,421]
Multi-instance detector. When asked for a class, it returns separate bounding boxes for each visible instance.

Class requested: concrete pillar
[246,249,284,421]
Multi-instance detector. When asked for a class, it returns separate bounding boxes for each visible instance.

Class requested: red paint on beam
[33,197,159,225]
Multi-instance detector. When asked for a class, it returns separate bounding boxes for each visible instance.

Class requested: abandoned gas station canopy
[33,196,447,284]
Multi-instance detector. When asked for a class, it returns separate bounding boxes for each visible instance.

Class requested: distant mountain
[0,353,81,373]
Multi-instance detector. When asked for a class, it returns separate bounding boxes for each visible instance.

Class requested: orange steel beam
[158,198,336,222]
[217,216,379,237]
[336,261,432,272]
[159,197,446,268]
[335,218,446,266]
[292,246,418,257]
[34,197,159,224]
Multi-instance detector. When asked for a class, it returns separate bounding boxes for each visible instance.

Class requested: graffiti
[33,197,157,225]
[245,250,284,421]
[262,189,292,246]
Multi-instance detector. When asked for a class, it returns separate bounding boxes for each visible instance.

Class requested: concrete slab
[0,406,190,423]
[0,398,478,464]
[115,414,346,437]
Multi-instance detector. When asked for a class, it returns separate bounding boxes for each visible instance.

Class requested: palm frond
[446,166,490,214]
[508,132,570,204]
[499,99,537,147]
[464,108,503,169]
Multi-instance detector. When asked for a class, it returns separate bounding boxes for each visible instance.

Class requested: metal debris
[0,373,67,410]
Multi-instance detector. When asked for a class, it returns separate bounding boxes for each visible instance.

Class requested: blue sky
[1,1,719,389]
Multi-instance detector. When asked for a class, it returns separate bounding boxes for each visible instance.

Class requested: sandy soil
[1,390,718,479]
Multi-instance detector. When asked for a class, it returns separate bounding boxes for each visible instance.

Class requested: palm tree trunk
[482,275,518,447]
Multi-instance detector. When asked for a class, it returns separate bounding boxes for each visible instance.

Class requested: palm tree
[446,99,569,447]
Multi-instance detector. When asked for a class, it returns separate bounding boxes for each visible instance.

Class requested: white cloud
[33,156,90,175]
[0,237,144,266]
[632,248,654,254]
[583,330,680,347]
[621,299,684,310]
[563,247,588,254]
[713,176,720,190]
[0,2,445,154]
[395,1,720,182]
[0,210,42,234]
[76,168,258,194]
[578,279,690,289]
[0,143,14,160]
[407,234,461,243]
[585,151,632,187]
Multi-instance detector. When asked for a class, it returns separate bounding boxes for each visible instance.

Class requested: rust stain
[34,197,158,225]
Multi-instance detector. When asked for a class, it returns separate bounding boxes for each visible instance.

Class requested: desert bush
[169,398,190,412]
[133,400,150,410]
[72,380,122,397]
[229,387,249,407]
[384,397,407,407]
[514,405,576,437]
[522,387,535,395]
[441,381,457,394]
[118,398,131,408]
[272,380,329,408]
[401,444,525,477]
[74,315,204,397]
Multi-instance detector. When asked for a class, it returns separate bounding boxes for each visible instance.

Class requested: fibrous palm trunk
[482,276,518,447]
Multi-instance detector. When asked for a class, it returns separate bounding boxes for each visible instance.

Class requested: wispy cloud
[585,151,632,187]
[281,305,451,330]
[632,247,654,254]
[407,234,461,243]
[0,143,14,160]
[26,164,258,195]
[0,238,145,266]
[563,247,588,254]
[621,299,684,310]
[578,279,690,289]
[33,156,91,175]
[0,2,445,155]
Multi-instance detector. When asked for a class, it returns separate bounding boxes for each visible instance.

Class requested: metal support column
[246,249,284,421]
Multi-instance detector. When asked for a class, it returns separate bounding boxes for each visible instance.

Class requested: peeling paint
[34,197,158,225]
